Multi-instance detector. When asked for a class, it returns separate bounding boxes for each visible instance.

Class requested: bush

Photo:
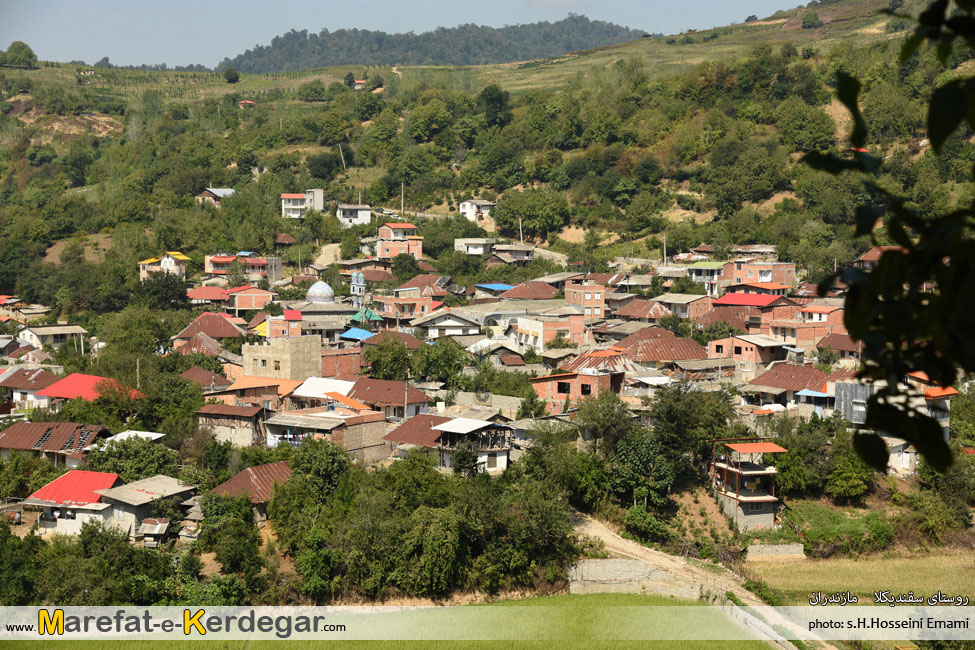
[623,505,672,543]
[802,12,824,29]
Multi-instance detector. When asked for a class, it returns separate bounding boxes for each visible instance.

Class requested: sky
[0,0,793,68]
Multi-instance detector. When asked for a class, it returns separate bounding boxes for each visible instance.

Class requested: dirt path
[573,512,839,650]
[315,242,341,266]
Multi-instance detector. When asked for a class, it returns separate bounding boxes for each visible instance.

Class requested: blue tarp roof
[796,389,829,398]
[475,283,514,291]
[340,328,374,341]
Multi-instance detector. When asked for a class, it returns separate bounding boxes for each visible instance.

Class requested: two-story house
[280,189,325,218]
[336,203,373,228]
[565,282,608,320]
[651,293,713,320]
[138,252,190,281]
[205,252,283,284]
[454,238,496,255]
[18,324,88,350]
[459,199,496,222]
[377,223,423,260]
[530,369,624,415]
[687,261,733,297]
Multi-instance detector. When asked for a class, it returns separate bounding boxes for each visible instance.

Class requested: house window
[594,307,601,315]
[260,359,267,367]
[581,384,592,396]
[748,271,754,278]
[736,263,742,271]
[715,344,724,354]
[585,293,591,300]
[734,346,742,355]
[486,453,497,469]
[557,382,571,394]
[274,361,281,371]
[747,502,764,513]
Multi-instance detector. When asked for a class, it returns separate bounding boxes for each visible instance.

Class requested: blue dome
[307,280,335,303]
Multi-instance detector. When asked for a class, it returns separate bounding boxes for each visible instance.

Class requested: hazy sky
[0,0,793,67]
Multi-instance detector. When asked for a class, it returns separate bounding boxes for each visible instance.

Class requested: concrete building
[459,199,496,222]
[18,324,88,350]
[138,252,190,281]
[454,238,496,255]
[280,189,325,218]
[94,475,196,539]
[242,335,323,380]
[196,403,268,446]
[205,252,283,284]
[336,203,373,227]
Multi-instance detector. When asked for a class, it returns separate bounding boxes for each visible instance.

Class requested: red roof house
[500,281,559,300]
[213,461,292,505]
[36,373,144,402]
[27,470,121,506]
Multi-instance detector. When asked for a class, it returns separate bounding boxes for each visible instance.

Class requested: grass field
[0,594,773,649]
[749,553,975,605]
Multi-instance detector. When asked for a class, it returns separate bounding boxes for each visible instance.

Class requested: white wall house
[336,203,373,228]
[454,238,496,255]
[410,310,482,337]
[459,199,495,222]
[281,189,325,218]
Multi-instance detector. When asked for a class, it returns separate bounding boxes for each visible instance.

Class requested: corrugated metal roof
[726,442,787,454]
[383,413,450,447]
[432,417,494,434]
[213,461,291,504]
[28,470,120,506]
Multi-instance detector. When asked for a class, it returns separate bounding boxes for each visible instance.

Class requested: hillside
[0,0,957,302]
[218,15,647,72]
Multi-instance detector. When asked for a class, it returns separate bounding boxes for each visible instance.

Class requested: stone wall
[568,559,702,600]
[746,543,806,562]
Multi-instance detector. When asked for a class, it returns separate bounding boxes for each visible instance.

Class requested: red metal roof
[0,368,59,391]
[617,326,677,347]
[613,299,672,320]
[180,366,232,389]
[749,364,828,393]
[186,286,229,302]
[384,222,418,229]
[622,338,707,363]
[799,305,841,314]
[0,421,109,454]
[713,294,783,307]
[174,312,245,340]
[500,281,559,300]
[36,373,144,401]
[817,333,859,353]
[925,386,958,399]
[281,193,305,199]
[210,255,237,263]
[383,413,451,448]
[214,461,291,504]
[197,403,264,418]
[857,246,906,262]
[283,309,302,321]
[29,470,121,506]
[726,442,787,454]
[348,377,428,406]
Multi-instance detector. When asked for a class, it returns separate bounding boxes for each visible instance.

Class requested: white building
[459,199,496,222]
[454,238,496,256]
[410,309,482,338]
[18,324,88,350]
[336,203,373,228]
[280,189,325,218]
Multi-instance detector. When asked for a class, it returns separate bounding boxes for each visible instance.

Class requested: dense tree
[1,41,38,68]
[610,428,676,508]
[223,67,240,83]
[85,437,178,483]
[492,188,569,240]
[364,337,412,381]
[573,391,635,457]
[412,337,466,386]
[650,382,735,467]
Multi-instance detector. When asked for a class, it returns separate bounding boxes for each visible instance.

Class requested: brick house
[377,223,423,260]
[205,252,283,283]
[651,293,713,320]
[565,282,608,319]
[530,370,624,415]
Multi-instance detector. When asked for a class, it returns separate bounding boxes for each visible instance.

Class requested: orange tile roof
[325,392,371,410]
[224,376,303,396]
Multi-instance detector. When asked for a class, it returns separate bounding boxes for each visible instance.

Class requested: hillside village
[1,0,974,618]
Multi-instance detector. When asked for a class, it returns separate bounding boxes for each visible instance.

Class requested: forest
[217,15,647,71]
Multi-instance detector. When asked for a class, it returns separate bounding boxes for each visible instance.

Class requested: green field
[0,594,773,649]
[749,554,975,605]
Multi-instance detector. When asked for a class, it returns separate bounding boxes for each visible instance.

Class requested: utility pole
[401,182,405,215]
[136,357,141,390]
[663,231,667,264]
[519,215,524,245]
[338,145,347,171]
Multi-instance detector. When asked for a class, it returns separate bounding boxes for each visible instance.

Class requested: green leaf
[800,152,862,174]
[928,81,966,154]
[836,72,867,148]
[852,432,889,471]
